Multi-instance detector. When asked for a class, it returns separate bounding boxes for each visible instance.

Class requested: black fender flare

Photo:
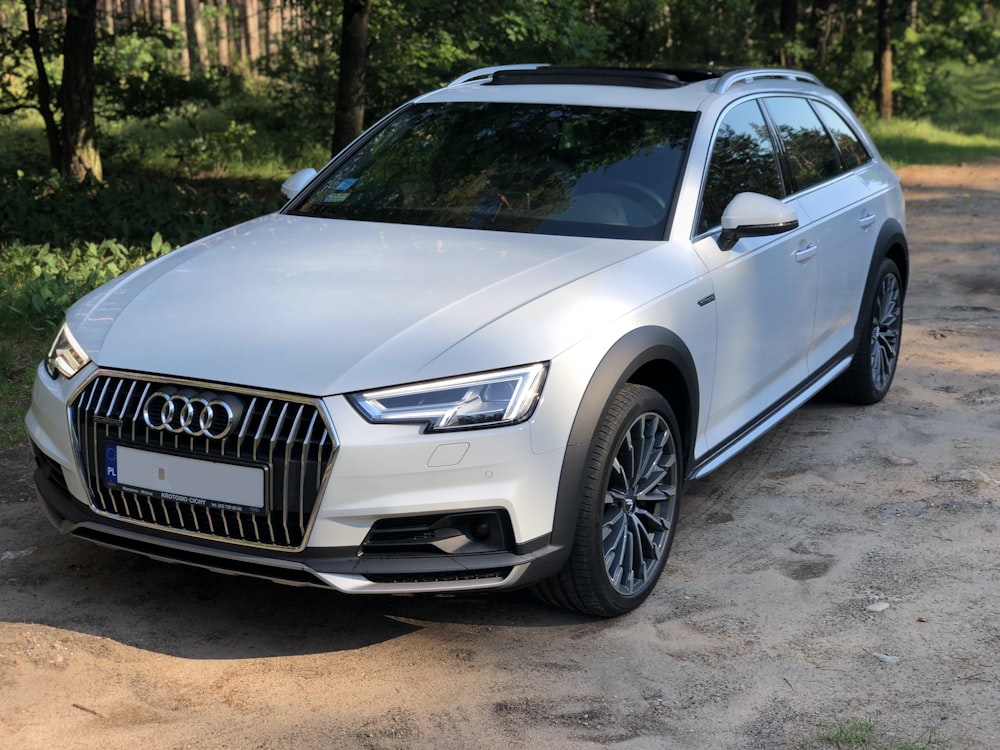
[544,326,700,562]
[852,218,909,349]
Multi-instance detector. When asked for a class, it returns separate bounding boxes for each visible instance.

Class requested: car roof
[416,65,830,113]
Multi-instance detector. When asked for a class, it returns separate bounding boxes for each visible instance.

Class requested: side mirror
[718,192,799,251]
[281,168,318,200]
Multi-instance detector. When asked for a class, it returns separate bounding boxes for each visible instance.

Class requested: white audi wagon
[27,66,907,616]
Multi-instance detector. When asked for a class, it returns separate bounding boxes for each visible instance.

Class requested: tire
[534,384,682,617]
[833,258,904,405]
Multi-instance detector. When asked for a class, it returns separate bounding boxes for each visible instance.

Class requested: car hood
[68,214,663,395]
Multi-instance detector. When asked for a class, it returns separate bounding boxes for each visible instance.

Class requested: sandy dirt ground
[1,162,998,750]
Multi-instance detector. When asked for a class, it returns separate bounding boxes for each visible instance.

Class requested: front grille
[71,373,337,550]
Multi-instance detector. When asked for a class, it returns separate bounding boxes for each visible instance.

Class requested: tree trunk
[266,0,281,57]
[100,0,113,34]
[60,0,103,180]
[216,0,230,69]
[807,0,834,66]
[244,0,260,65]
[876,0,893,120]
[185,0,206,76]
[330,0,372,157]
[162,0,173,32]
[176,0,190,75]
[776,0,798,66]
[780,0,797,37]
[23,0,62,171]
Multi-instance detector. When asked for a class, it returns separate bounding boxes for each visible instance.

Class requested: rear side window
[764,97,841,192]
[699,100,783,233]
[813,101,871,170]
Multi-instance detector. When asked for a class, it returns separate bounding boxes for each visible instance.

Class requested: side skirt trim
[688,350,853,480]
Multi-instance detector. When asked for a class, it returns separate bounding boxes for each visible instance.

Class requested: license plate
[104,444,265,512]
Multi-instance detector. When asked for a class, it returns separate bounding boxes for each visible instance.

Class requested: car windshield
[291,102,695,240]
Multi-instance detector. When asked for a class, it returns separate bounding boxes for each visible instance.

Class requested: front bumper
[26,365,571,594]
[32,456,569,592]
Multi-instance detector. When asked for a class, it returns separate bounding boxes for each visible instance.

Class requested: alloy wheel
[602,411,678,596]
[869,272,902,393]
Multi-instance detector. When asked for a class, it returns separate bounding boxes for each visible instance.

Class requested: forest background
[1,0,999,446]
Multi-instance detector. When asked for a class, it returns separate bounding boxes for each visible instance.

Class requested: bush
[0,235,173,330]
[0,170,283,247]
[94,21,225,120]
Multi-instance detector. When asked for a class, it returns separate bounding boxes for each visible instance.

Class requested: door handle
[795,243,818,262]
[859,212,877,229]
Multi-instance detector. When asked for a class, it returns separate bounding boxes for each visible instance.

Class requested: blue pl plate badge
[105,444,118,484]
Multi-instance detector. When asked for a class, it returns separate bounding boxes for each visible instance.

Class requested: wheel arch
[543,326,699,563]
[879,218,909,294]
[853,218,909,347]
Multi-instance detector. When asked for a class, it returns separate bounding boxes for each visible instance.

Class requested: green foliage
[94,21,221,120]
[814,717,877,748]
[888,10,1000,117]
[0,112,50,174]
[172,119,259,174]
[0,169,282,247]
[0,236,173,329]
[928,59,1000,139]
[865,58,1000,166]
[0,2,62,116]
[0,326,49,449]
[369,0,609,107]
[868,116,1000,167]
[804,717,951,750]
[258,0,611,140]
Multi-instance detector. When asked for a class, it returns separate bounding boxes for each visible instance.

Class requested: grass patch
[867,117,1000,167]
[815,716,877,747]
[804,717,951,750]
[0,329,50,450]
[867,59,1000,166]
[930,60,1000,140]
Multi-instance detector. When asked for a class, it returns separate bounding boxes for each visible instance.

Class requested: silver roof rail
[714,68,823,94]
[448,64,549,87]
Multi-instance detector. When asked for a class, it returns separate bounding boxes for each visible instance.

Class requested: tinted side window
[699,100,783,233]
[764,97,841,192]
[813,101,871,170]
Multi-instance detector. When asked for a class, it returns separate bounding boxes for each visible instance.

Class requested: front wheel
[534,385,682,617]
[834,257,904,404]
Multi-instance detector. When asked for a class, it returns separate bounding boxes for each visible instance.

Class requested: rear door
[761,96,882,371]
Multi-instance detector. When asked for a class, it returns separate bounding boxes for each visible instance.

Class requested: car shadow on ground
[1,486,597,660]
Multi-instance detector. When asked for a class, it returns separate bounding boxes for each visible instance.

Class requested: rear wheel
[834,258,904,404]
[535,384,681,617]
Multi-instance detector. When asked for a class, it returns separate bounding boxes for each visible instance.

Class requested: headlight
[349,363,547,432]
[45,322,91,380]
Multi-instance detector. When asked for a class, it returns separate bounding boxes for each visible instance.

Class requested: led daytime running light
[45,323,91,380]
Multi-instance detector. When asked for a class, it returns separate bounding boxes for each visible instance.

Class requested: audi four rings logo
[143,390,241,439]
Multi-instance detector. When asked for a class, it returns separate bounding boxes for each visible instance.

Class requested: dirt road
[1,163,998,750]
